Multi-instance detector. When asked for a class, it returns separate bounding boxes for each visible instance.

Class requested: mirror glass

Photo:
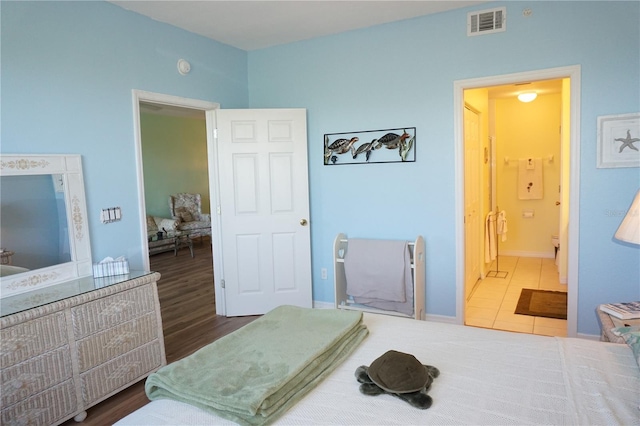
[1,175,72,270]
[0,154,92,297]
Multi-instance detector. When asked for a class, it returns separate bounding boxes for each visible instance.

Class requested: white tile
[498,297,518,312]
[465,317,495,328]
[466,306,498,321]
[479,277,510,287]
[472,286,507,300]
[516,257,542,267]
[467,297,502,310]
[533,324,567,337]
[508,280,539,289]
[468,257,568,338]
[493,321,534,334]
[496,310,535,325]
[534,317,567,328]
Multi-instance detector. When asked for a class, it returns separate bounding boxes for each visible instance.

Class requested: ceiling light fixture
[517,92,537,103]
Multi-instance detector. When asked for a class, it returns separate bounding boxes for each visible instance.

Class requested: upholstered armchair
[168,193,212,239]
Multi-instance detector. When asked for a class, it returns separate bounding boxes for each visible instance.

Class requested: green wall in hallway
[141,113,209,219]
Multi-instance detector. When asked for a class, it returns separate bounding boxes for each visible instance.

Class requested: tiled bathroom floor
[465,256,567,337]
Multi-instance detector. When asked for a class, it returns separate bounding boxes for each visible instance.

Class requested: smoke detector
[177,59,191,75]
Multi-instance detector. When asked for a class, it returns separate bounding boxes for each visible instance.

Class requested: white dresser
[0,271,166,425]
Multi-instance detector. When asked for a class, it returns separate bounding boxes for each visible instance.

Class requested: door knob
[555,201,561,206]
[300,219,308,226]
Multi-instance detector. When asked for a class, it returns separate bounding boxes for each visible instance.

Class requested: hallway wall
[141,113,209,218]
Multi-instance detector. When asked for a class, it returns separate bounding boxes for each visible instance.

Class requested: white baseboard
[500,250,555,259]
[577,332,600,341]
[424,313,459,324]
[312,300,334,310]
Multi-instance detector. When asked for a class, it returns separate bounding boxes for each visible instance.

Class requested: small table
[148,231,194,258]
[175,231,194,258]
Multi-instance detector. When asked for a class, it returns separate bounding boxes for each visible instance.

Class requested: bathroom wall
[495,93,562,257]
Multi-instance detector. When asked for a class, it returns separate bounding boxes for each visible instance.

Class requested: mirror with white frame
[0,154,92,297]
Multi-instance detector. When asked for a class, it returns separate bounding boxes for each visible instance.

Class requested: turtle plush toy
[355,350,440,409]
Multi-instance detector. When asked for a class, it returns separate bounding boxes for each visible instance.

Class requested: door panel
[464,107,481,301]
[216,109,312,316]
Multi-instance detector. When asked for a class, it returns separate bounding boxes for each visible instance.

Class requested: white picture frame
[597,112,640,168]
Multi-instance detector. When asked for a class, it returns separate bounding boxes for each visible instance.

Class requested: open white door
[215,109,312,316]
[464,106,482,301]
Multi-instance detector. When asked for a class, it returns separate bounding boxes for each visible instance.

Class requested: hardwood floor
[63,237,258,425]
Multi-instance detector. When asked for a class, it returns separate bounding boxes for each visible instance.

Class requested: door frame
[463,104,483,300]
[453,65,581,337]
[131,90,227,315]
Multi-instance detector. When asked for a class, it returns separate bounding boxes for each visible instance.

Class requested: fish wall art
[324,127,416,165]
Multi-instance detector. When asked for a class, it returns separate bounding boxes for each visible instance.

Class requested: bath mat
[515,289,567,320]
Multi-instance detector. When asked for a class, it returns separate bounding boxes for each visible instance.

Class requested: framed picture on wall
[597,112,640,168]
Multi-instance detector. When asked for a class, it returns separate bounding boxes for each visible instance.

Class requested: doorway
[132,90,223,314]
[132,92,313,317]
[454,66,581,337]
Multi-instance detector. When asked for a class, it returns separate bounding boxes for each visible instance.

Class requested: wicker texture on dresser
[0,272,165,426]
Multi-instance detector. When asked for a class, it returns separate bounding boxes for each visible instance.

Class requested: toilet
[551,235,560,265]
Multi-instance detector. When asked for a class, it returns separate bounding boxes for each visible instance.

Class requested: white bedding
[117,313,640,425]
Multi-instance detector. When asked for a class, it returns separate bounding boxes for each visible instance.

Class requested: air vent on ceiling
[468,7,506,36]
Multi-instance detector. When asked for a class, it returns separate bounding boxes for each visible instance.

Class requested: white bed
[117,312,640,425]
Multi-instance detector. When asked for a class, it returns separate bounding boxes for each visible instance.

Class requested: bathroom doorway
[454,66,581,337]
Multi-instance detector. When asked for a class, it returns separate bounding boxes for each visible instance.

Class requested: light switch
[101,207,122,223]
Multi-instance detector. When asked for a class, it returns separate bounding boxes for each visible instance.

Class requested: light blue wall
[1,1,248,268]
[248,1,640,335]
[2,1,638,335]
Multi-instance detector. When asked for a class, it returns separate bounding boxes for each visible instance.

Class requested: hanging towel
[518,158,543,200]
[344,239,410,303]
[497,210,508,242]
[485,211,497,263]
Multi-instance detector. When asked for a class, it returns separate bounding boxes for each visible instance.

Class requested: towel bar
[333,233,425,320]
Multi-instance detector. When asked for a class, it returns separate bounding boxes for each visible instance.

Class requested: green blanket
[145,305,368,425]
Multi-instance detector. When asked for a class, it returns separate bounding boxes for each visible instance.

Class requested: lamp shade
[615,189,640,244]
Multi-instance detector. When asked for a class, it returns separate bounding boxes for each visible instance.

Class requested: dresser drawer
[0,312,68,368]
[76,313,159,372]
[1,345,73,407]
[80,340,163,405]
[1,379,77,426]
[71,284,155,339]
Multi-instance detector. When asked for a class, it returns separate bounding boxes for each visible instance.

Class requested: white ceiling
[108,0,488,51]
[487,79,563,99]
[129,1,561,117]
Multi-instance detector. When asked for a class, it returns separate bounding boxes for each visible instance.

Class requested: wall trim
[499,250,555,259]
[454,65,581,337]
[425,313,458,324]
[313,300,334,309]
